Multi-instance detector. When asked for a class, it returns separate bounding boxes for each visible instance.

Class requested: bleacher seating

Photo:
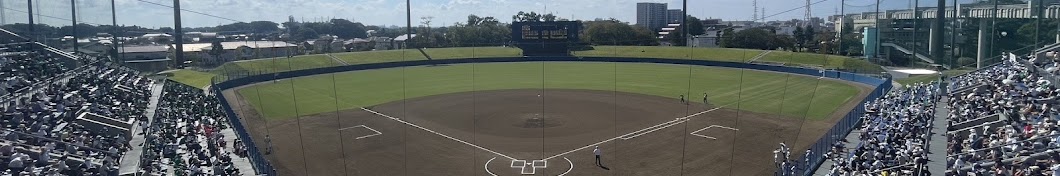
[0,63,149,175]
[821,83,938,176]
[0,43,71,98]
[138,81,243,175]
[946,53,1060,176]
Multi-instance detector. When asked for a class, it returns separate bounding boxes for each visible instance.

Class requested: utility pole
[406,0,412,49]
[111,0,120,62]
[173,0,184,67]
[874,0,881,59]
[1035,0,1043,49]
[1,1,6,25]
[839,0,845,55]
[26,0,33,43]
[71,0,78,54]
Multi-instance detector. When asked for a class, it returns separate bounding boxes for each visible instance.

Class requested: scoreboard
[510,21,582,56]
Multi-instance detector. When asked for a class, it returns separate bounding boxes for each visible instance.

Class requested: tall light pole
[406,0,412,49]
[111,0,120,62]
[71,0,78,53]
[173,0,184,67]
[26,0,34,43]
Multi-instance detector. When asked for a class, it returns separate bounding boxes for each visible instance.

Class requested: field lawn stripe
[542,102,734,161]
[734,75,817,115]
[360,107,517,160]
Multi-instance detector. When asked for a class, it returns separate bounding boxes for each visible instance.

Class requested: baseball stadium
[2,0,1060,176]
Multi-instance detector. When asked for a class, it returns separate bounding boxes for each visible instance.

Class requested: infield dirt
[224,86,869,176]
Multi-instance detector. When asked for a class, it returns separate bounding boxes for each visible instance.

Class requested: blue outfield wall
[209,56,892,176]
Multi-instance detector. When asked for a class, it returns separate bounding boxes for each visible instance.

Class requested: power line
[760,0,832,21]
[133,0,245,23]
[0,6,104,26]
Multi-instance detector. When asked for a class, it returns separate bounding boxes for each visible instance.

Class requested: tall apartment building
[667,9,683,24]
[636,2,667,31]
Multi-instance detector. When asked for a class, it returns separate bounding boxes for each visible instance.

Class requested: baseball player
[593,146,603,167]
[702,93,709,105]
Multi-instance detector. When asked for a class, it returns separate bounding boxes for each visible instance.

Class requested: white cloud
[8,0,853,28]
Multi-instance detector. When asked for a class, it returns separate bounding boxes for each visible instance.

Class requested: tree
[804,26,817,52]
[512,11,541,22]
[719,28,735,47]
[793,26,805,51]
[722,27,790,50]
[512,11,560,22]
[207,40,226,64]
[543,13,557,22]
[248,21,280,33]
[330,19,367,39]
[447,15,510,47]
[686,16,705,36]
[583,19,657,46]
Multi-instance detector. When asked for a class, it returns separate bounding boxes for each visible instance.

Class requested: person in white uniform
[593,146,603,167]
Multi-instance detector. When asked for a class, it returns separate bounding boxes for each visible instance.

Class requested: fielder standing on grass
[702,93,709,105]
[593,146,603,167]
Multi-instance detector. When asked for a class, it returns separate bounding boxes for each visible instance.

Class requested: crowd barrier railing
[207,56,891,176]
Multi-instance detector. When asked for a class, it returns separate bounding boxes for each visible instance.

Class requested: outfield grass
[758,51,886,74]
[238,62,861,121]
[332,49,426,64]
[212,54,339,75]
[573,46,762,62]
[423,47,523,58]
[166,70,215,89]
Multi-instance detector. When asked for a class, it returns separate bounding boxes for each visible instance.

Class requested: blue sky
[0,0,981,28]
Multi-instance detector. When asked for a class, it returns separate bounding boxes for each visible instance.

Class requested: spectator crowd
[0,39,254,176]
[1,60,150,175]
[0,43,69,98]
[821,83,938,176]
[137,81,244,175]
[946,53,1060,176]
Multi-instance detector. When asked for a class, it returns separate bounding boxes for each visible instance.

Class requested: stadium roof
[394,34,417,41]
[120,45,169,53]
[172,41,295,52]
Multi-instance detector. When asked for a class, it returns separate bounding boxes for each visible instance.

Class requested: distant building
[393,34,417,49]
[370,37,393,50]
[691,31,721,48]
[667,9,684,24]
[119,45,171,72]
[172,41,297,64]
[636,2,668,31]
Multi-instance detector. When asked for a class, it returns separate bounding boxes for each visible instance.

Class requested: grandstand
[942,51,1060,175]
[0,27,256,175]
[6,0,1060,175]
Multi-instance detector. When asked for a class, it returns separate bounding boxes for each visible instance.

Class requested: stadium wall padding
[209,57,893,176]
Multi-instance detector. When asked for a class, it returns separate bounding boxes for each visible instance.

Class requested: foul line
[689,125,740,140]
[542,103,734,161]
[339,125,383,139]
[361,107,517,160]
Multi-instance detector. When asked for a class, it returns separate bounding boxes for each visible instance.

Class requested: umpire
[593,146,603,167]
